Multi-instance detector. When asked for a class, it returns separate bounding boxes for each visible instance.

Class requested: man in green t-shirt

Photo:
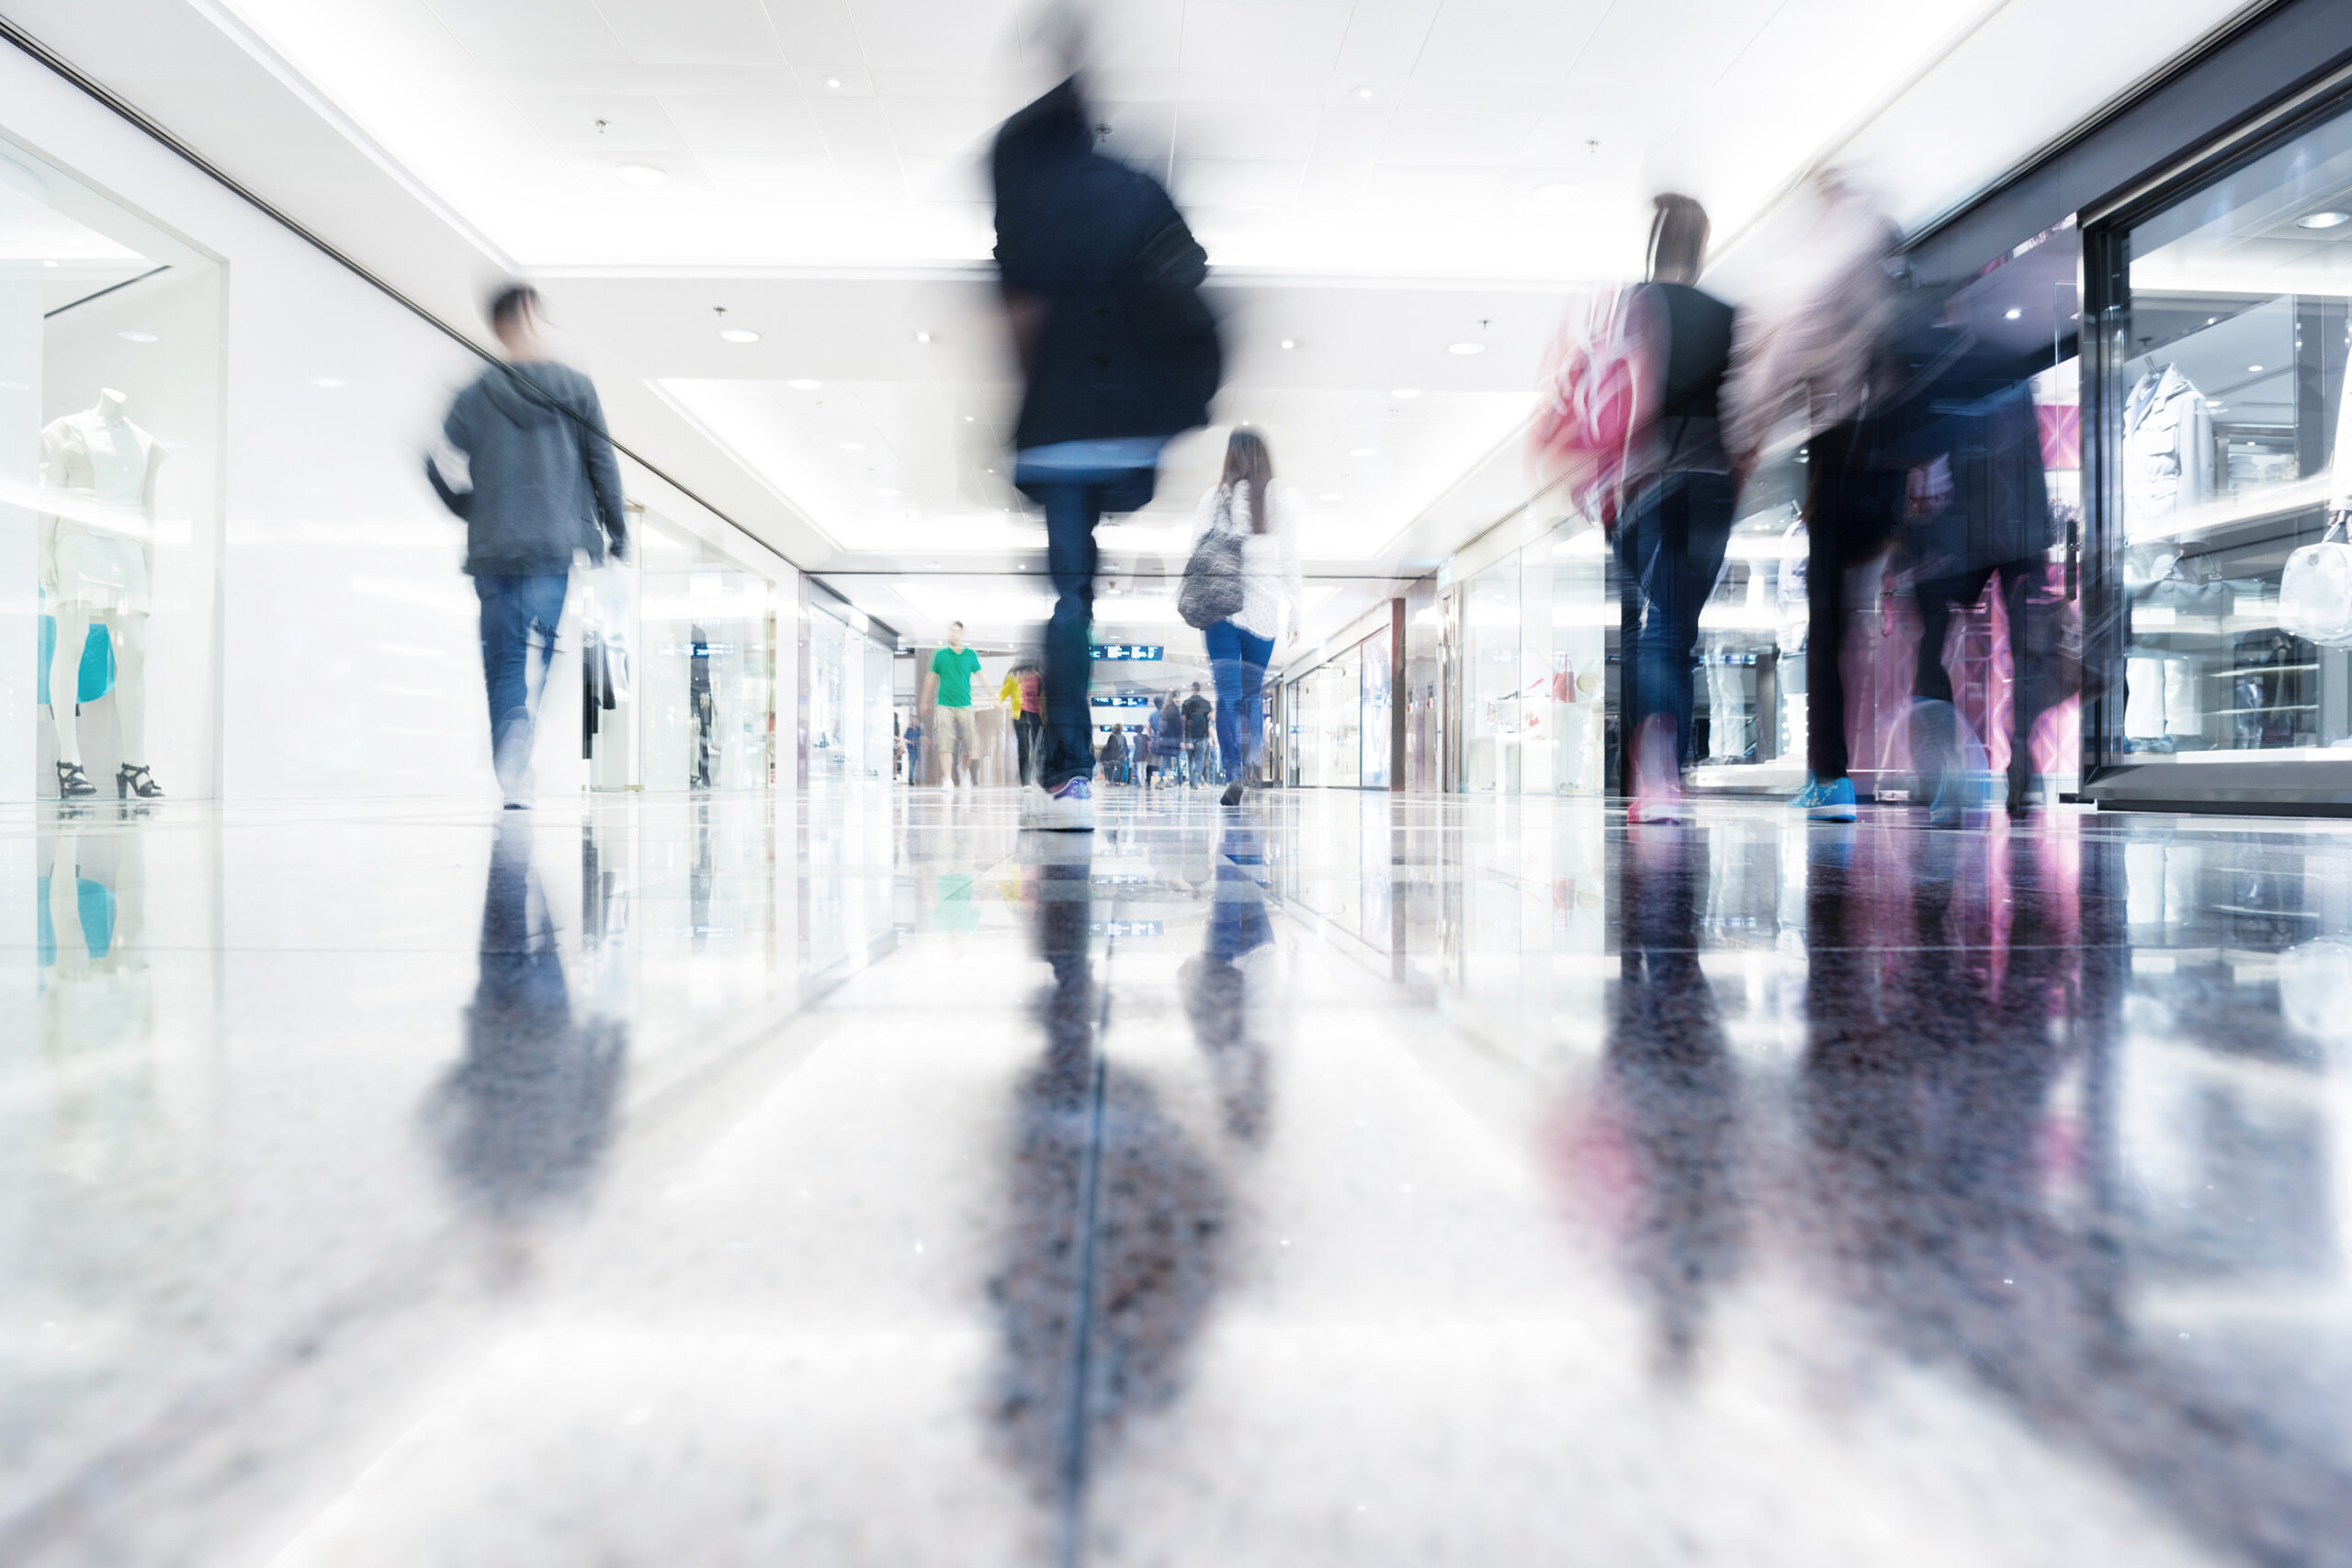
[925,621,985,788]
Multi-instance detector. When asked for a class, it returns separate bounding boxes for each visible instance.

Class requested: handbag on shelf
[1178,490,1249,629]
[2279,517,2352,648]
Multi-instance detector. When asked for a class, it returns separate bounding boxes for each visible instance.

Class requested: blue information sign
[1090,643,1163,662]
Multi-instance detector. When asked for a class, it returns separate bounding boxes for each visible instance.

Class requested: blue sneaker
[1791,776,1857,822]
[1037,775,1095,832]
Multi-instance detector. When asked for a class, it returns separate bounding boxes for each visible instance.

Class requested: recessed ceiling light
[1532,182,1579,204]
[1350,446,1376,457]
[1353,85,1377,100]
[2207,316,2219,324]
[1390,388,1421,400]
[1280,338,1297,350]
[788,378,821,390]
[1448,341,1485,355]
[2249,364,2265,373]
[841,441,866,451]
[118,330,157,343]
[718,327,761,344]
[41,259,58,268]
[311,377,346,389]
[823,75,843,89]
[2296,209,2350,230]
[2003,308,2022,321]
[913,331,933,343]
[615,164,665,186]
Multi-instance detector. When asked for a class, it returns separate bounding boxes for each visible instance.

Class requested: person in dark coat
[992,62,1221,829]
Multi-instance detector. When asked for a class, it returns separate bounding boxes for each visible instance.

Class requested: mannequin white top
[41,389,164,612]
[1188,478,1303,644]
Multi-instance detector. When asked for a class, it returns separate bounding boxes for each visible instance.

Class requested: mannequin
[40,389,165,799]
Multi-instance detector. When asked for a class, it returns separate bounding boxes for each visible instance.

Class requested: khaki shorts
[937,705,979,757]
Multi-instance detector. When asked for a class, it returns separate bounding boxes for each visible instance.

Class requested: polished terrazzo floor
[3,784,2349,1566]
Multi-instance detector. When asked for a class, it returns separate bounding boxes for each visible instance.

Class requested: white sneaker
[1036,776,1094,831]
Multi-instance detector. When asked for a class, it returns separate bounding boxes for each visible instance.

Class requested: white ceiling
[204,0,2021,276]
[6,0,2266,648]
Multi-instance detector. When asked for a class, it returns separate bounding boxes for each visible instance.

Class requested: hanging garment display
[41,394,164,613]
[2121,364,2213,534]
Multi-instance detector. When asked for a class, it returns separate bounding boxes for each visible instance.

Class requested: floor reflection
[425,821,628,1249]
[989,831,1234,1564]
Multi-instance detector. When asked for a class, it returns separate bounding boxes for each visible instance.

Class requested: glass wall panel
[1544,524,1611,794]
[6,139,225,800]
[1462,556,1521,793]
[2110,103,2352,770]
[638,518,775,791]
[1361,626,1392,790]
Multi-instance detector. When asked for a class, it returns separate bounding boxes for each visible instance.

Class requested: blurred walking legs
[1616,471,1735,814]
[1204,618,1272,784]
[475,572,568,806]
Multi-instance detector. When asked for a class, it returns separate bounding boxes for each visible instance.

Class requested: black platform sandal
[56,761,96,799]
[117,763,164,800]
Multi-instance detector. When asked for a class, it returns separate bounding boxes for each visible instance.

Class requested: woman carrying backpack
[1615,195,1739,824]
[1182,428,1301,807]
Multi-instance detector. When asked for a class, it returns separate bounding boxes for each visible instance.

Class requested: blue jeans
[1613,472,1735,763]
[1026,468,1157,789]
[475,573,569,792]
[1204,619,1274,776]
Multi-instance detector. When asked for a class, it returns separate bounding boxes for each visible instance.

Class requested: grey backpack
[1178,490,1248,630]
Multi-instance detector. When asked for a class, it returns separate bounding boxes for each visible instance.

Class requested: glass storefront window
[5,138,224,800]
[1462,557,1521,792]
[1362,626,1392,789]
[636,517,775,791]
[2109,102,2352,765]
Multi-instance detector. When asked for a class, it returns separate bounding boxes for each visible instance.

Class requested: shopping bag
[2279,519,2352,648]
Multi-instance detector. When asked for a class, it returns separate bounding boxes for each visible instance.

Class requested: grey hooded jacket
[432,360,628,575]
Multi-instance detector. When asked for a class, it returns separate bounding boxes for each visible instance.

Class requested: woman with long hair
[1190,426,1301,807]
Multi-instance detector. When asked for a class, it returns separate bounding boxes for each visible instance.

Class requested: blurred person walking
[1614,196,1739,824]
[1146,691,1184,790]
[926,621,983,790]
[1181,428,1301,807]
[993,47,1222,831]
[427,284,628,810]
[1723,174,1905,823]
[999,659,1046,786]
[902,714,924,785]
[1181,682,1215,786]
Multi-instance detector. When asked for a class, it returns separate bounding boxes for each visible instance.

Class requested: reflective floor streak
[3,786,2350,1566]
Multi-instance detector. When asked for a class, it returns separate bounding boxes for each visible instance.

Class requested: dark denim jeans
[1613,471,1735,764]
[1204,618,1274,777]
[1027,468,1156,789]
[474,572,570,792]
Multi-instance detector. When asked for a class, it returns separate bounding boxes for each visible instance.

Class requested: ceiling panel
[662,95,825,154]
[847,0,1024,73]
[1411,2,1609,84]
[1173,100,1327,162]
[1379,107,1539,165]
[1178,3,1356,77]
[510,93,687,152]
[593,0,786,66]
[1175,159,1309,209]
[1334,0,1444,80]
[423,0,628,65]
